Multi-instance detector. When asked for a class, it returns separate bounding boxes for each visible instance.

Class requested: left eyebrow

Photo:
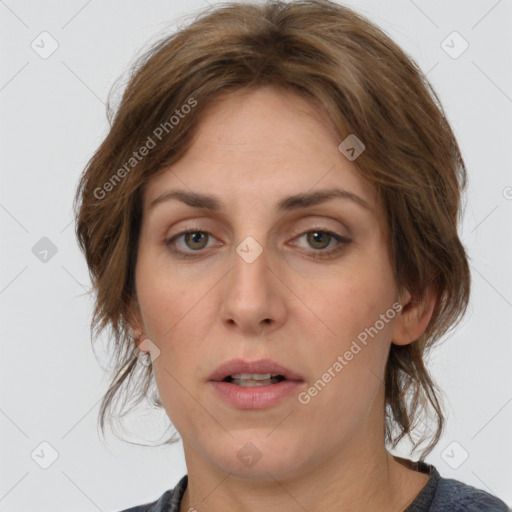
[277,188,372,213]
[147,187,373,213]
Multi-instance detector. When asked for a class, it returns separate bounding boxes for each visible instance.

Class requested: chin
[209,437,307,480]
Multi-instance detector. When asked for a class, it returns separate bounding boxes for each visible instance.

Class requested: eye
[292,229,351,259]
[165,229,218,259]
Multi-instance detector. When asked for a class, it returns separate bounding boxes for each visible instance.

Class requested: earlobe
[127,304,150,353]
[129,327,142,339]
[391,284,437,346]
[130,327,151,353]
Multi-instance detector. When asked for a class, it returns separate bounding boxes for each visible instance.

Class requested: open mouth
[222,373,287,387]
[209,366,303,408]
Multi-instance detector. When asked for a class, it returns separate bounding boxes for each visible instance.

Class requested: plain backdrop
[1,0,511,510]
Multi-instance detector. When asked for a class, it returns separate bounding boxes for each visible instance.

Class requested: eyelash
[164,228,352,261]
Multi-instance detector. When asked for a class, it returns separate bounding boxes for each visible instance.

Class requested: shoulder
[404,460,510,512]
[432,472,510,511]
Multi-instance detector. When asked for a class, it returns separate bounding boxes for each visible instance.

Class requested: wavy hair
[73,0,470,459]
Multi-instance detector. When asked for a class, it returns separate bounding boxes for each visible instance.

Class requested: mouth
[208,359,305,409]
[208,358,305,385]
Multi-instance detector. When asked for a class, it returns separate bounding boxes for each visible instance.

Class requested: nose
[219,239,287,336]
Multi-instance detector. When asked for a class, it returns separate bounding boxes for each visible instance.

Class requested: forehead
[143,86,378,213]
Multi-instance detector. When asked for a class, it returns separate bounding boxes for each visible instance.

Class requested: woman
[73,1,510,510]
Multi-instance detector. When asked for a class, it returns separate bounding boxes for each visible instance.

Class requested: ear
[127,301,151,353]
[391,283,437,346]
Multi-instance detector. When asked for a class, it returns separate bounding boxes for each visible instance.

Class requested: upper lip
[208,358,305,382]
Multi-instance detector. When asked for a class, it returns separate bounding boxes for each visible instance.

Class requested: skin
[129,86,437,512]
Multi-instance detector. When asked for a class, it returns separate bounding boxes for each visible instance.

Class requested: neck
[179,438,426,512]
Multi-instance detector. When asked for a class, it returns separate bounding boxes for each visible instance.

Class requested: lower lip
[209,380,304,409]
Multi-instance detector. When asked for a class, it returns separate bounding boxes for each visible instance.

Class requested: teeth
[226,373,284,387]
[230,373,279,380]
[233,378,278,387]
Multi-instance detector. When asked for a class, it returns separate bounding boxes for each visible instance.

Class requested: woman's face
[132,86,416,480]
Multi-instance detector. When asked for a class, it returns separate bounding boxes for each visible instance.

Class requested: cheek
[322,268,395,339]
[135,259,212,377]
[135,252,190,336]
[137,286,178,339]
[308,271,396,393]
[150,365,204,441]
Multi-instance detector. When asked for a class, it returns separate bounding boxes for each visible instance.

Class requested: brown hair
[73,0,470,459]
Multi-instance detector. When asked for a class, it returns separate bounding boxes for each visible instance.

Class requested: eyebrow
[148,188,372,213]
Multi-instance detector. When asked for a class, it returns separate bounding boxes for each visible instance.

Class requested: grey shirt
[118,461,510,511]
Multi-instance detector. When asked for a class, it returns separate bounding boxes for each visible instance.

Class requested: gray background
[1,0,511,510]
